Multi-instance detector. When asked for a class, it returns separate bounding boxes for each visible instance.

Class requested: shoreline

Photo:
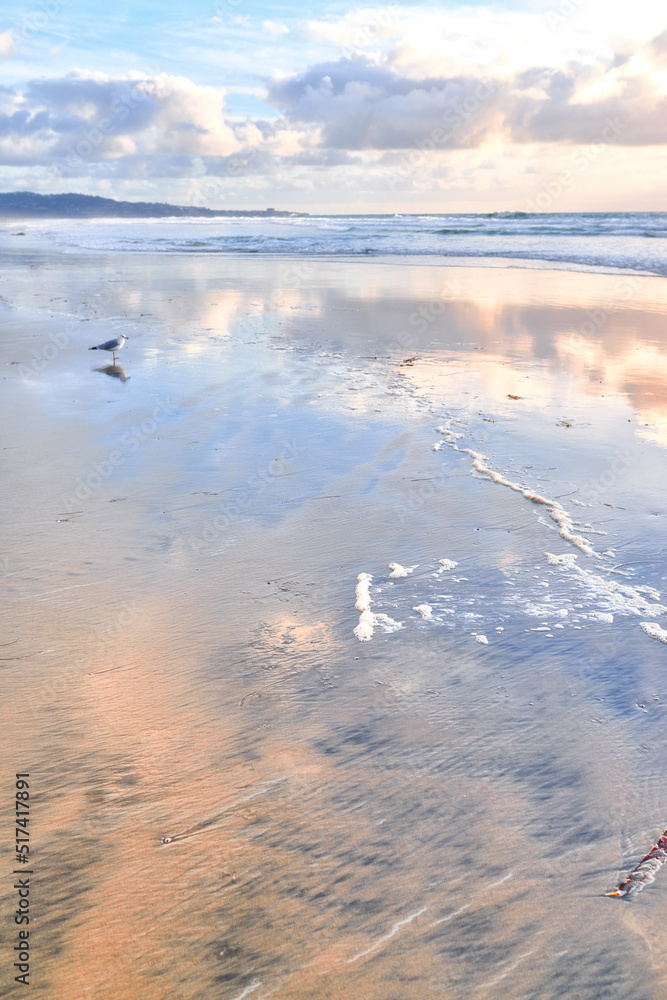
[3,209,667,278]
[3,236,666,280]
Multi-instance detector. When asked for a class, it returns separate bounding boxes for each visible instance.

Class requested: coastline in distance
[0,190,307,219]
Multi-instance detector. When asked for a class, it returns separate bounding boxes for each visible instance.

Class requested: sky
[0,0,666,212]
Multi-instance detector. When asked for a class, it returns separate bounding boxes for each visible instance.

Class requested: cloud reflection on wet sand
[2,253,667,998]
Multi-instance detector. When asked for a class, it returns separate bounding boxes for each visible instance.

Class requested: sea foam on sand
[354,573,402,642]
[641,622,667,644]
[434,426,599,558]
[389,562,417,578]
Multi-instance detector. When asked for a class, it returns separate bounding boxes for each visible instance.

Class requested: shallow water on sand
[2,249,667,999]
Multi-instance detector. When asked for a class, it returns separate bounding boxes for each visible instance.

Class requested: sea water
[8,210,667,275]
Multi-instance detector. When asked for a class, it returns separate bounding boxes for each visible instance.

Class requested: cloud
[651,28,667,56]
[267,57,501,150]
[305,8,399,47]
[505,60,667,146]
[268,43,667,150]
[1,25,666,200]
[263,21,289,38]
[138,75,239,156]
[0,71,241,168]
[0,29,16,59]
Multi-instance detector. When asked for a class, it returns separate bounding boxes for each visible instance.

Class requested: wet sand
[2,244,667,999]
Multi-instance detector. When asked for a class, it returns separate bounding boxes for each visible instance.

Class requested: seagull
[89,334,128,363]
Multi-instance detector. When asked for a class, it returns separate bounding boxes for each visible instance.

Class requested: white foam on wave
[437,558,458,572]
[475,634,489,645]
[355,573,373,611]
[641,622,667,644]
[463,448,598,557]
[433,425,599,558]
[353,572,402,642]
[389,562,418,578]
[545,553,666,618]
[413,604,433,619]
[546,552,578,567]
[435,425,464,442]
[637,584,662,602]
[354,573,376,642]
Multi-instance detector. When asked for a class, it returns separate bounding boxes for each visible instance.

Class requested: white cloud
[0,29,16,59]
[303,3,667,79]
[0,71,240,167]
[263,21,289,38]
[305,8,400,47]
[267,32,667,151]
[138,75,239,157]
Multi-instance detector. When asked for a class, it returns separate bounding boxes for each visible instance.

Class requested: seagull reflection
[95,364,130,382]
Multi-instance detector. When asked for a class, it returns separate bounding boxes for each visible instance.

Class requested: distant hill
[0,191,305,219]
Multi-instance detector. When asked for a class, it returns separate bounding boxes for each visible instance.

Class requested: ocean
[9,210,667,275]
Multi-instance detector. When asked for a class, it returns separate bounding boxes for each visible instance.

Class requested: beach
[2,235,667,999]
